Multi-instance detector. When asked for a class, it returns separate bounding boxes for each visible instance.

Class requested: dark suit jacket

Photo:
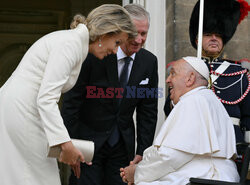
[61,48,158,161]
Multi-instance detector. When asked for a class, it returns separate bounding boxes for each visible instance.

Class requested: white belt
[229,117,250,143]
[211,61,230,83]
[245,131,250,143]
[230,117,240,126]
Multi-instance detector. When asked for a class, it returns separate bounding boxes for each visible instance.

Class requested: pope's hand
[120,163,136,184]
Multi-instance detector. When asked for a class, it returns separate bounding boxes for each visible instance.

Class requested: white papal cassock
[134,86,240,185]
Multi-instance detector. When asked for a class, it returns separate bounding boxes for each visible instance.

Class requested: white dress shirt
[116,47,136,80]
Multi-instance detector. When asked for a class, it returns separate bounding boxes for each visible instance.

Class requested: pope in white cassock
[120,56,240,185]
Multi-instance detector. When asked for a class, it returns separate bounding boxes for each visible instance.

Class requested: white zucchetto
[183,56,209,81]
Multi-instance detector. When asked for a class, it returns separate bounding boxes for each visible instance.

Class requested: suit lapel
[119,52,142,106]
[128,52,141,86]
[104,52,143,107]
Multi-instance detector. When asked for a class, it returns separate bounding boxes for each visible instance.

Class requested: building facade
[0,0,249,184]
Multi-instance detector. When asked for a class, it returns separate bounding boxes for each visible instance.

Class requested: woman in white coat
[0,4,137,185]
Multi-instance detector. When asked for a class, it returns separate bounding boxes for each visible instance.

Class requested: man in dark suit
[61,4,158,185]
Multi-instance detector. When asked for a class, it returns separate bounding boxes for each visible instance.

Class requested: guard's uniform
[186,0,250,173]
[187,0,250,146]
[203,57,250,144]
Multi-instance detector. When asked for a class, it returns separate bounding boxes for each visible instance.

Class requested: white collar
[117,47,136,61]
[180,86,207,101]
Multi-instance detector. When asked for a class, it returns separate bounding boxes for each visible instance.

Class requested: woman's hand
[59,141,85,178]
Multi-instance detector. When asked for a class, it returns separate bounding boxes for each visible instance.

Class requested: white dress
[134,87,240,185]
[0,24,89,185]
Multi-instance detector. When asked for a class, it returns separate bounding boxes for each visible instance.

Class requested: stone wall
[169,0,249,62]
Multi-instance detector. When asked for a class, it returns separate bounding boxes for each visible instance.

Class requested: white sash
[230,117,240,126]
[211,61,231,83]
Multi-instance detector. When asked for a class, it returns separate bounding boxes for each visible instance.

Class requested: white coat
[0,24,89,185]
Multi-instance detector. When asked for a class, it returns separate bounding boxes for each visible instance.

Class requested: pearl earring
[98,39,102,47]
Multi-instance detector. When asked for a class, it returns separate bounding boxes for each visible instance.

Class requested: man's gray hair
[124,4,150,27]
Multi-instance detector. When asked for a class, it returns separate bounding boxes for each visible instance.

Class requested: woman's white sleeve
[37,41,81,147]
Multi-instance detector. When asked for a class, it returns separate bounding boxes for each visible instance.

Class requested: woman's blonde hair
[70,4,137,42]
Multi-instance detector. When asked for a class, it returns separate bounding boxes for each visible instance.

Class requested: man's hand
[120,163,136,184]
[132,155,142,164]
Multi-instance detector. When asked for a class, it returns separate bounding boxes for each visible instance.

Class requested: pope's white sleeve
[134,145,194,184]
[37,40,81,148]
